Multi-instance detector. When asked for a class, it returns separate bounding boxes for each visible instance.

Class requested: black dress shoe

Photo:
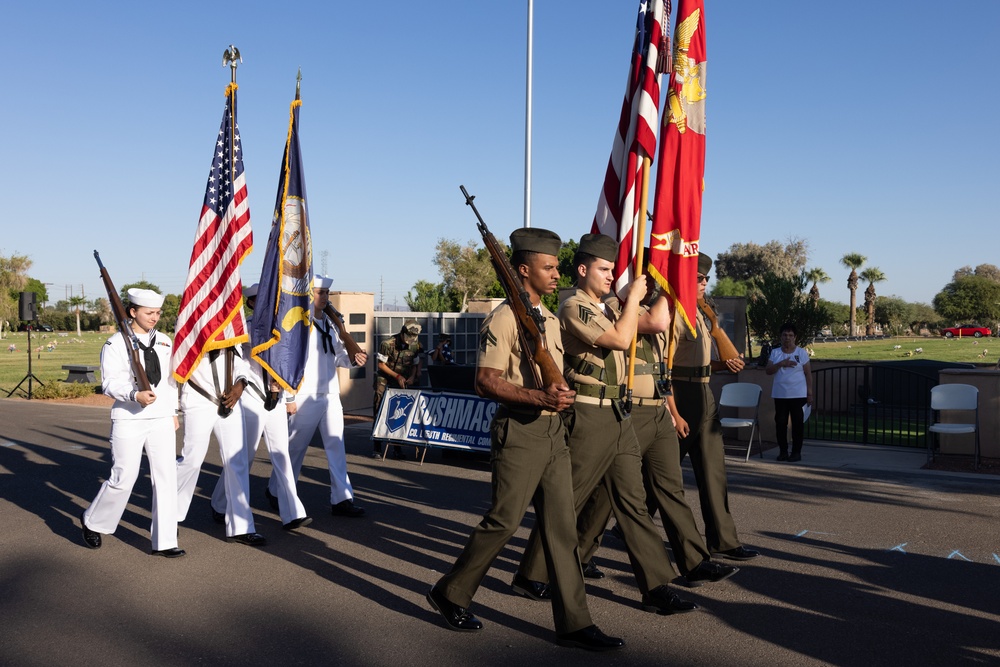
[788,453,802,462]
[556,625,625,652]
[264,487,279,511]
[282,516,313,531]
[608,522,624,541]
[151,547,186,558]
[331,500,366,517]
[641,585,699,615]
[682,560,739,587]
[80,512,101,549]
[426,586,483,632]
[776,452,789,461]
[511,574,552,601]
[211,509,226,525]
[712,546,761,561]
[226,532,268,546]
[582,561,606,579]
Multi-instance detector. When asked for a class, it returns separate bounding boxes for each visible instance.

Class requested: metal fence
[806,364,935,448]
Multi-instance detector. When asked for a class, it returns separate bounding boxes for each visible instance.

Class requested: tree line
[4,245,999,341]
[404,238,1000,344]
[0,253,180,336]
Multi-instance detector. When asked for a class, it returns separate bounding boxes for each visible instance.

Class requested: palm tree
[860,267,886,335]
[841,253,866,336]
[805,267,831,303]
[68,295,87,337]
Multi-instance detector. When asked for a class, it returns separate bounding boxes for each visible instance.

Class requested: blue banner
[372,389,498,453]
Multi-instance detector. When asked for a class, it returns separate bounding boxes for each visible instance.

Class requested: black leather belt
[671,364,711,379]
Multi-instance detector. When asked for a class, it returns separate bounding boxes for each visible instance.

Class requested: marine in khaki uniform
[428,228,624,652]
[514,234,696,615]
[670,253,759,561]
[575,281,740,587]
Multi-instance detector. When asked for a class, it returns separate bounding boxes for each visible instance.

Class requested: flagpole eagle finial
[223,45,242,82]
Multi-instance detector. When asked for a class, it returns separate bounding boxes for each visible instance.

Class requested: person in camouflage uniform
[372,319,423,459]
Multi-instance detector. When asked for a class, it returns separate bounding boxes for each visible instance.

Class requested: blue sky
[1,1,997,310]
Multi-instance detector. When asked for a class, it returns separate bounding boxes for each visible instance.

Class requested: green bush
[31,382,99,400]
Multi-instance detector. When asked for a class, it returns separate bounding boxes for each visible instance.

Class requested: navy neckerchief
[136,331,161,386]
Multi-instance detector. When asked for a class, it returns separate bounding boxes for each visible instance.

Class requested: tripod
[7,326,44,398]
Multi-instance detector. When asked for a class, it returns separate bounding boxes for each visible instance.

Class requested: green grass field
[1,329,996,397]
[0,330,108,395]
[805,336,998,365]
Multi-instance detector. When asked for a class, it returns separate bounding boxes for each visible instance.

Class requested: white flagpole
[523,0,534,228]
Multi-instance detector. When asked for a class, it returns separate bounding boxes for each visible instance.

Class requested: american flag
[591,0,667,296]
[172,83,253,382]
[251,95,312,393]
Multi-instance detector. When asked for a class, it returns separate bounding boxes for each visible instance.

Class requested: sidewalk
[728,437,999,481]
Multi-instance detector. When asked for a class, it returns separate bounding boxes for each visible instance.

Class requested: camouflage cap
[697,252,713,275]
[401,319,421,343]
[510,227,561,256]
[577,233,617,263]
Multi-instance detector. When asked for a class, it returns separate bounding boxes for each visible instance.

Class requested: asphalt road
[1,398,997,667]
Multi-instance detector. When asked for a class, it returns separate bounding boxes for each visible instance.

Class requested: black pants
[774,397,807,454]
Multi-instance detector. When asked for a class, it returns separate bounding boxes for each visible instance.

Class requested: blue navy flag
[250,97,312,393]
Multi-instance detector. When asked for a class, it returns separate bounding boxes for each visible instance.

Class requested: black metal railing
[805,364,936,448]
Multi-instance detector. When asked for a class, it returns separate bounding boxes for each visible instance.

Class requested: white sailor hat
[127,288,164,308]
[313,274,334,289]
[244,283,259,298]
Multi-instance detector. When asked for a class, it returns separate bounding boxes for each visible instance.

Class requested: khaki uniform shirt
[672,305,712,383]
[478,301,564,392]
[559,288,626,392]
[632,329,668,399]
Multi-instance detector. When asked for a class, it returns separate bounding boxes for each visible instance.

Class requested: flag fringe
[649,263,696,337]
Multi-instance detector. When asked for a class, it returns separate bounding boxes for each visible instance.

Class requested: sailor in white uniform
[176,340,266,545]
[210,283,311,530]
[269,275,368,517]
[80,288,183,557]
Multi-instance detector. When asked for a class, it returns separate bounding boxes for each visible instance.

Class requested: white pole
[523,0,534,228]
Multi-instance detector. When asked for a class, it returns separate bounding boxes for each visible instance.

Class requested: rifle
[459,185,564,390]
[698,297,741,362]
[323,303,364,365]
[93,251,152,392]
[220,346,234,418]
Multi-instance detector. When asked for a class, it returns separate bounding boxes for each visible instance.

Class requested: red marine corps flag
[648,0,706,335]
[591,0,668,297]
[172,60,253,382]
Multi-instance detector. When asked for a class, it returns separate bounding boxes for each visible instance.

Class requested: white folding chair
[928,383,980,469]
[719,382,763,462]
